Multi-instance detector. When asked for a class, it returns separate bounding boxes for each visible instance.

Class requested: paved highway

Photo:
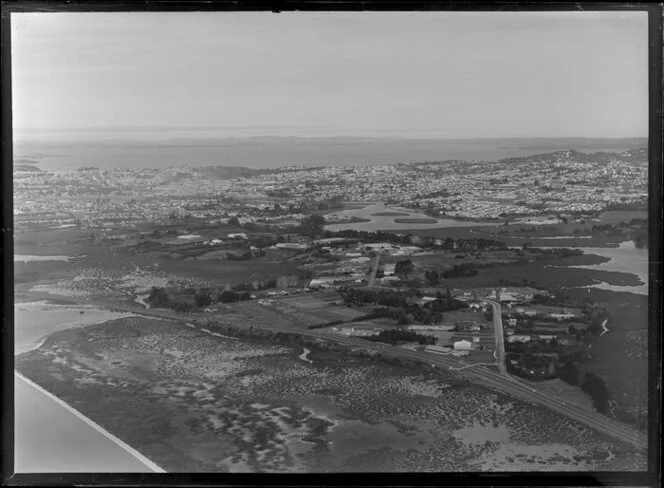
[367,254,380,287]
[25,290,647,450]
[486,297,507,374]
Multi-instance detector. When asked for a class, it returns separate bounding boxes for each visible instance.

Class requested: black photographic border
[1,2,661,486]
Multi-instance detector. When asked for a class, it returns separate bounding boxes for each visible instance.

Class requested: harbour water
[540,241,648,295]
[14,300,134,355]
[570,241,648,295]
[14,301,158,472]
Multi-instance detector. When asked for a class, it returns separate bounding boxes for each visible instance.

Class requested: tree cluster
[365,329,436,346]
[581,372,610,413]
[148,287,170,307]
[298,214,326,238]
[218,290,252,303]
[395,259,415,275]
[442,263,479,279]
[424,270,440,286]
[425,298,469,313]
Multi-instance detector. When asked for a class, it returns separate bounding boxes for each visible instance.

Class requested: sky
[11,11,649,139]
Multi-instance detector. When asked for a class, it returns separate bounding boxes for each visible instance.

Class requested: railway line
[23,290,647,450]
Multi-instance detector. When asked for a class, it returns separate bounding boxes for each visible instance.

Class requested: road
[485,298,507,375]
[367,254,380,287]
[24,290,648,450]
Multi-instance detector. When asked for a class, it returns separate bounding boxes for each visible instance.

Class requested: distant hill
[14,164,43,172]
[14,159,40,165]
[14,137,647,171]
[199,165,261,179]
[496,147,648,165]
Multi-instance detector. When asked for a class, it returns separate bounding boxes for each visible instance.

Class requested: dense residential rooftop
[14,148,647,227]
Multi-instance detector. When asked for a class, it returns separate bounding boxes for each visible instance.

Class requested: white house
[507,335,532,343]
[550,313,575,321]
[383,263,397,276]
[453,340,473,351]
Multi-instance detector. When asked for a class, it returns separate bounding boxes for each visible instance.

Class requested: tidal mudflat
[15,317,646,472]
[14,300,135,355]
[324,202,495,232]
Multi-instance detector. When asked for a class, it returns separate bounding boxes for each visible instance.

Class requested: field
[14,229,304,306]
[528,305,583,315]
[565,289,649,426]
[405,209,646,249]
[402,248,609,274]
[15,317,646,472]
[437,256,642,290]
[324,203,496,232]
[274,293,368,324]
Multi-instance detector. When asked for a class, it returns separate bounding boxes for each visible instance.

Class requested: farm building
[425,345,452,354]
[276,275,301,289]
[469,301,488,312]
[453,340,472,351]
[410,324,455,331]
[308,277,340,288]
[550,313,576,321]
[507,335,532,343]
[275,242,310,250]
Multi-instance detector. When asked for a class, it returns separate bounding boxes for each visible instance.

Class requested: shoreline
[14,371,166,473]
[15,316,646,471]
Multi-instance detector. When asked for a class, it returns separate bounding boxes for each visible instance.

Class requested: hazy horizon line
[13,127,648,143]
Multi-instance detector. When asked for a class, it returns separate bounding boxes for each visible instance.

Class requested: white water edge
[15,371,166,473]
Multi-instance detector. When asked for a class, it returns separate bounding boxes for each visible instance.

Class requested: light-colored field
[275,294,367,323]
[325,202,495,232]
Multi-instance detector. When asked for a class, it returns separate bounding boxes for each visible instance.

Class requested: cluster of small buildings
[425,340,473,356]
[14,147,646,229]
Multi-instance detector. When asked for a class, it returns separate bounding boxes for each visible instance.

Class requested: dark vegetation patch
[393,218,438,224]
[371,211,409,217]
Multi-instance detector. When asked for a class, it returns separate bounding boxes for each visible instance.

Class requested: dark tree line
[395,259,414,275]
[365,329,436,346]
[298,214,326,238]
[557,362,610,414]
[320,229,506,251]
[424,270,440,286]
[442,262,478,279]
